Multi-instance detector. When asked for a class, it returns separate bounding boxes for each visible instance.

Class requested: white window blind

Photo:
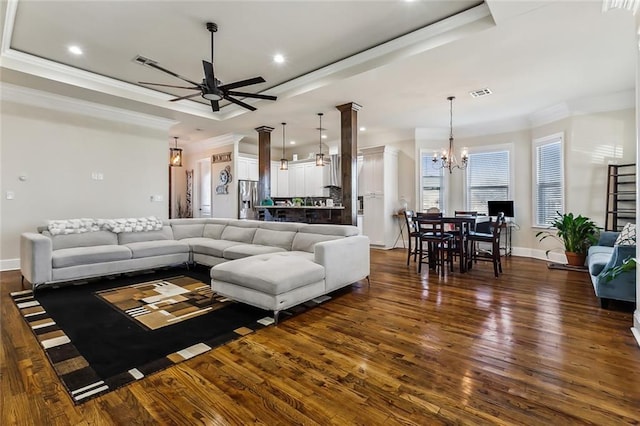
[466,150,510,214]
[421,153,443,211]
[534,136,563,226]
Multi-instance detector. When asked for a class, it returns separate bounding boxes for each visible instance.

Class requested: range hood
[325,154,341,188]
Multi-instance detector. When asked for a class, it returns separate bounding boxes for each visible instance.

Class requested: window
[420,152,444,211]
[466,149,511,214]
[534,134,563,227]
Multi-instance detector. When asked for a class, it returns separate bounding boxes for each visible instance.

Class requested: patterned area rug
[10,271,279,404]
[95,276,228,330]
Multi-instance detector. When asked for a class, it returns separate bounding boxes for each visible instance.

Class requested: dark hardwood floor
[2,250,639,425]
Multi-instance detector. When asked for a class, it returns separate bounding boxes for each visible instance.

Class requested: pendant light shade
[315,112,325,167]
[170,137,182,167]
[279,122,288,170]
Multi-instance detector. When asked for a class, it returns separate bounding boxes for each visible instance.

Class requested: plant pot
[565,251,586,267]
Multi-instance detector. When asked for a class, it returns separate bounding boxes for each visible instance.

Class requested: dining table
[413,215,478,273]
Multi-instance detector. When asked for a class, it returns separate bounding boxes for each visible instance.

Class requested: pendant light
[279,122,288,170]
[315,112,325,167]
[170,137,182,167]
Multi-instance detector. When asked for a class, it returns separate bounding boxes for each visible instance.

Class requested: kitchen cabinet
[360,146,398,248]
[285,159,329,197]
[270,161,290,197]
[237,155,258,181]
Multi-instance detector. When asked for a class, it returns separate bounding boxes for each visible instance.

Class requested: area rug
[547,262,588,272]
[10,269,336,404]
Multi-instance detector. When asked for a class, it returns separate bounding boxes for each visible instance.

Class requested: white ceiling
[0,0,636,149]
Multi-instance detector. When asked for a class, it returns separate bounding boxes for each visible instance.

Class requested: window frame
[532,132,564,228]
[419,149,445,212]
[463,143,514,215]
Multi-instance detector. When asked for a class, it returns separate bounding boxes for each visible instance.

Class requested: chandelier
[433,96,468,173]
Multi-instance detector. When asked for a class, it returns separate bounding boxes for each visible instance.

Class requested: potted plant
[536,211,600,266]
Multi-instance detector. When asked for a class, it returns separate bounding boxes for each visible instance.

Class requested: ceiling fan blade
[211,100,220,112]
[218,76,266,91]
[226,91,277,101]
[139,81,200,90]
[202,60,216,90]
[145,62,201,87]
[169,93,202,102]
[223,95,256,111]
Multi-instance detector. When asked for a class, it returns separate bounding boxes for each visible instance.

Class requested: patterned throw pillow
[614,223,636,246]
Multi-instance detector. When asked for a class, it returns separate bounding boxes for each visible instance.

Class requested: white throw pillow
[614,223,636,246]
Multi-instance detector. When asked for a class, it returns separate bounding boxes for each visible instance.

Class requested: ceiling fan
[139,22,277,112]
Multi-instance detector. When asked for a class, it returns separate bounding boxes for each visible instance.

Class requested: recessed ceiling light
[289,140,296,145]
[68,45,83,55]
[359,127,366,131]
[273,54,285,64]
[321,134,327,139]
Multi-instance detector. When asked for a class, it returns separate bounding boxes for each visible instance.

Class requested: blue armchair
[587,231,636,308]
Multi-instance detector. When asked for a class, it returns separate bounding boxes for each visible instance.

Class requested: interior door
[196,158,212,217]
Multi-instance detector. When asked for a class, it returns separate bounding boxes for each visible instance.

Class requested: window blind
[466,150,510,214]
[421,154,443,211]
[535,138,562,226]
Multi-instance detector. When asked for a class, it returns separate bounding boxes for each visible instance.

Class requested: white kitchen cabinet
[270,162,279,197]
[303,162,329,197]
[360,146,398,248]
[289,163,306,197]
[237,155,258,181]
[277,167,290,197]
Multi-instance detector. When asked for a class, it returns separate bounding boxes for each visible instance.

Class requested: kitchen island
[256,205,345,224]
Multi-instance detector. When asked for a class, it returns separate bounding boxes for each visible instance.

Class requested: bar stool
[467,214,504,277]
[417,216,454,276]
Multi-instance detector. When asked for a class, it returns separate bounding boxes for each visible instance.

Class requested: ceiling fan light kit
[139,22,277,113]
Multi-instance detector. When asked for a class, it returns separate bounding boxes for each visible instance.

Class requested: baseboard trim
[1,258,20,271]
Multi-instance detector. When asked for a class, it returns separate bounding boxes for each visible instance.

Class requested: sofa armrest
[20,232,53,287]
[594,245,636,302]
[314,235,370,292]
[602,245,637,271]
[597,231,620,247]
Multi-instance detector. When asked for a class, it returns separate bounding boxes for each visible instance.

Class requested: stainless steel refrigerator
[238,180,258,219]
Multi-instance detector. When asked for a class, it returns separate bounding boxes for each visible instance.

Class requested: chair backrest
[417,211,443,219]
[404,210,417,233]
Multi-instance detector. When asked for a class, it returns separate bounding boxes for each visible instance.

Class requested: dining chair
[416,216,454,276]
[453,211,478,269]
[467,214,504,277]
[403,210,422,266]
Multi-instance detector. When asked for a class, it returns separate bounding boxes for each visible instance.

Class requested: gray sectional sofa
[20,218,370,321]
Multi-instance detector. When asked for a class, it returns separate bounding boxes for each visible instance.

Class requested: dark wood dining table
[413,215,477,273]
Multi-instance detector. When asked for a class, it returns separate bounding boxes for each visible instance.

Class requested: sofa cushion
[52,245,132,268]
[124,240,190,259]
[188,239,244,258]
[117,226,174,244]
[615,223,636,246]
[171,224,205,240]
[222,244,286,260]
[221,226,257,243]
[298,224,359,237]
[203,224,227,239]
[292,233,342,253]
[50,230,118,250]
[253,228,296,250]
[211,252,325,295]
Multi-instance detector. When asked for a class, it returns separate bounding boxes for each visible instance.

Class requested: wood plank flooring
[2,250,640,425]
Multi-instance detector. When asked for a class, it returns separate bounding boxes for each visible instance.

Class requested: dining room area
[401,209,510,278]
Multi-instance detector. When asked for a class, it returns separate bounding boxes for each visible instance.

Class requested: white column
[633,10,640,347]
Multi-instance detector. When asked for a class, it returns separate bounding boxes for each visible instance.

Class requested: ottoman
[210,252,326,323]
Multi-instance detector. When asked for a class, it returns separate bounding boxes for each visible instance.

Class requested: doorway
[195,158,212,217]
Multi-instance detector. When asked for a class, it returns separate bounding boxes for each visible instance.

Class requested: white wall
[0,94,172,268]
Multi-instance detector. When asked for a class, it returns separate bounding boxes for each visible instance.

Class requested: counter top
[256,205,344,210]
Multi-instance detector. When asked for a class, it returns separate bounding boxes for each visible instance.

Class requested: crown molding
[1,82,177,130]
[184,133,245,154]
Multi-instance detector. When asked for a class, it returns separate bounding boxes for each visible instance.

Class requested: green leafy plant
[536,211,600,255]
[602,257,636,282]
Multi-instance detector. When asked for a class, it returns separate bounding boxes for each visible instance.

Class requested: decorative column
[255,126,274,205]
[336,102,362,225]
